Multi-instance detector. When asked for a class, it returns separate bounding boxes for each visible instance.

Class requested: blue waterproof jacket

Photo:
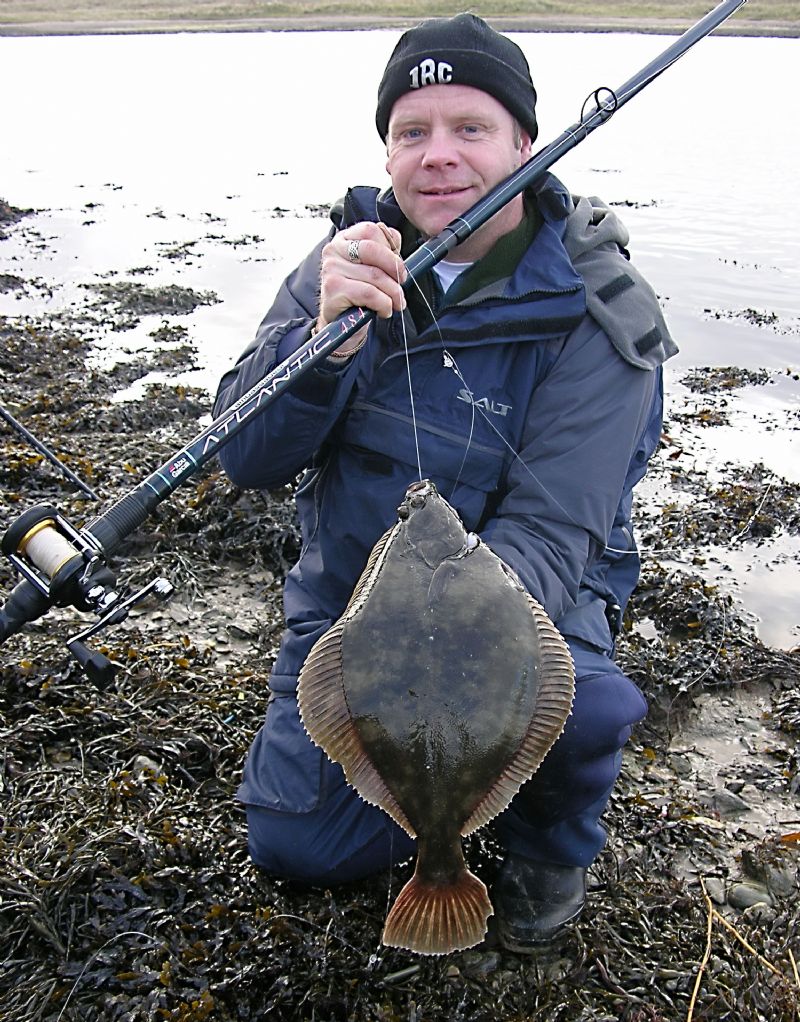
[214,174,674,710]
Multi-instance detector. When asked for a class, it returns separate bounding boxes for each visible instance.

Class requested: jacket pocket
[237,682,327,813]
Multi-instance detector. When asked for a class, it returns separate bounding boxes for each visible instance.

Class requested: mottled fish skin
[298,479,575,955]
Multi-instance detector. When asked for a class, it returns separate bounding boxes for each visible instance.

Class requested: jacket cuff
[274,319,352,406]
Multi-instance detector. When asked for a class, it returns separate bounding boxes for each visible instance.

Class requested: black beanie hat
[376,13,538,143]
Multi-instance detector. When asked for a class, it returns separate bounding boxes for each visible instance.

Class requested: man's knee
[246,803,338,882]
[245,792,415,886]
[565,642,648,755]
[508,648,646,821]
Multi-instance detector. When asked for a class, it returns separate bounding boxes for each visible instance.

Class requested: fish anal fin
[298,621,415,837]
[462,594,576,836]
[382,868,491,955]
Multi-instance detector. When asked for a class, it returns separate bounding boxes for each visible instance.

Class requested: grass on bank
[1,0,798,28]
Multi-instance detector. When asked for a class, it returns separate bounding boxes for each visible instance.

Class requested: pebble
[727,881,772,910]
[461,951,501,977]
[703,877,727,905]
[668,752,693,777]
[764,864,798,899]
[711,788,751,818]
[742,848,799,899]
[132,754,161,775]
[743,902,777,925]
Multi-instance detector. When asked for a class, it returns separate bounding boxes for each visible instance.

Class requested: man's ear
[519,130,532,162]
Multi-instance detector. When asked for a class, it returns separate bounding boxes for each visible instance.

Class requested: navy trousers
[242,639,647,884]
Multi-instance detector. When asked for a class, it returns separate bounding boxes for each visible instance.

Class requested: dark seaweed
[1,209,798,1021]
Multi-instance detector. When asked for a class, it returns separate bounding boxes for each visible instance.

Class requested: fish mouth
[399,479,435,517]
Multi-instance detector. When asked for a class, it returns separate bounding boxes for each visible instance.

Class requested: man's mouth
[419,186,471,197]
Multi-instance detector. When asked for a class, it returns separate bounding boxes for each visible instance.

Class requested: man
[214,13,675,952]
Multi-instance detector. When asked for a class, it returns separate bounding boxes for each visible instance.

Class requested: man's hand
[317,222,406,357]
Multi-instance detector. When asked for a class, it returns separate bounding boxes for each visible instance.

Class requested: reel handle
[66,638,118,686]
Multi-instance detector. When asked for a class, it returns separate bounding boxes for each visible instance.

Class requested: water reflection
[0,29,797,646]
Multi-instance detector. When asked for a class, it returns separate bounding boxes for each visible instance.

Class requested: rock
[168,607,191,625]
[461,951,501,977]
[132,754,161,775]
[763,864,797,900]
[743,902,777,924]
[703,877,727,905]
[727,881,772,910]
[711,788,751,818]
[741,846,798,899]
[668,752,693,777]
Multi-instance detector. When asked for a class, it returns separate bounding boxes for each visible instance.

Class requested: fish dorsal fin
[461,595,575,836]
[341,522,398,617]
[298,533,415,838]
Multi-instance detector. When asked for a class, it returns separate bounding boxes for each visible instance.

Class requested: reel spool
[1,503,108,610]
[1,503,173,683]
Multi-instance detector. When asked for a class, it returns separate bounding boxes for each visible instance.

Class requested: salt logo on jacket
[456,388,512,417]
[409,59,453,89]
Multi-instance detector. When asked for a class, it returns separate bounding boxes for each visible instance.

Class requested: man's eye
[404,128,424,140]
[460,125,481,136]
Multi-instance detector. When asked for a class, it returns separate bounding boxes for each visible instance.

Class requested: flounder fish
[298,479,574,955]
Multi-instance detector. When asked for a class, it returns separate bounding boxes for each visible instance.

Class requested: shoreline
[1,14,799,38]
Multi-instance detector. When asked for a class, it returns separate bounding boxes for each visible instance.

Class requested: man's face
[385,84,531,262]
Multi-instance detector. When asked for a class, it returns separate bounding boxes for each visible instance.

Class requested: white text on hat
[409,60,453,89]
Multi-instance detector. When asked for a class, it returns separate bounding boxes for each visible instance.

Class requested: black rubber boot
[493,856,587,952]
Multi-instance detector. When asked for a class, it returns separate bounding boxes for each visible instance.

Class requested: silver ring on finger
[347,239,361,263]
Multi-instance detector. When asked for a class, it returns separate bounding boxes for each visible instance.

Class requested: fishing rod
[0,0,747,682]
[0,400,100,502]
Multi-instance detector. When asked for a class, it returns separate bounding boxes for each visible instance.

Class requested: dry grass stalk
[686,879,715,1022]
[688,876,800,1021]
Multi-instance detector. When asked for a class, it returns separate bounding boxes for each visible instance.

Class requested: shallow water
[0,29,798,647]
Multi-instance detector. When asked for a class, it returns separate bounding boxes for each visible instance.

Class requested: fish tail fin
[382,868,491,955]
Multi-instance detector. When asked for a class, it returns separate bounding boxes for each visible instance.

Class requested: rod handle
[84,485,160,556]
[0,577,53,642]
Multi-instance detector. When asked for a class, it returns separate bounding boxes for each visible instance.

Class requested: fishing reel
[1,502,173,684]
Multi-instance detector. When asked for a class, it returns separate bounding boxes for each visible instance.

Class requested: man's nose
[420,128,458,168]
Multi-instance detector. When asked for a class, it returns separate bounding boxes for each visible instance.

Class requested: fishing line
[438,326,586,533]
[397,259,637,549]
[387,253,479,501]
[56,930,158,1021]
[390,267,686,572]
[731,476,775,543]
[381,221,424,483]
[443,348,477,498]
[402,327,424,484]
[378,230,590,531]
[394,279,700,575]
